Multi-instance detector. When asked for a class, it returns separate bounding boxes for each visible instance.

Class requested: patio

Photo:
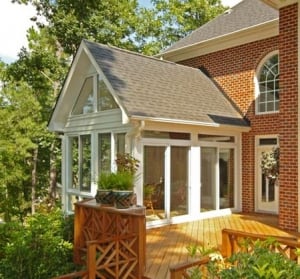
[144,213,300,279]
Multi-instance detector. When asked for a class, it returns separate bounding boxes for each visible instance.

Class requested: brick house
[48,0,299,231]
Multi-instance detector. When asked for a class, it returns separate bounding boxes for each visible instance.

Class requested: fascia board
[48,42,87,132]
[160,19,278,62]
[130,116,251,132]
[261,0,297,9]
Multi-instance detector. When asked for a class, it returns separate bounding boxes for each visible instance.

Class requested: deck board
[144,213,300,279]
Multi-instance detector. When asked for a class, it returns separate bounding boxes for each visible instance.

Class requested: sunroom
[48,40,250,227]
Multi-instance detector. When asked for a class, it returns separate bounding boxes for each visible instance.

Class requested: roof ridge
[84,39,180,67]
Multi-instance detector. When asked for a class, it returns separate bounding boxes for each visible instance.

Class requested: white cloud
[0,0,35,63]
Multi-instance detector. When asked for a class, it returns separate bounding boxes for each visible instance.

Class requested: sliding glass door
[200,147,235,212]
[143,145,189,223]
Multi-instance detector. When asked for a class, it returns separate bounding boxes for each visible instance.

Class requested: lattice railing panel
[87,236,139,279]
[73,199,146,278]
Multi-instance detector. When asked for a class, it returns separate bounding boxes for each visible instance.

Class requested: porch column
[278,3,299,231]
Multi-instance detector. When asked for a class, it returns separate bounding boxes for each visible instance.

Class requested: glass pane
[198,134,234,142]
[71,137,79,189]
[115,133,126,155]
[275,100,279,111]
[267,102,274,111]
[266,81,274,91]
[201,147,217,212]
[80,135,91,192]
[259,103,265,112]
[261,175,275,202]
[259,138,277,145]
[258,54,279,113]
[170,146,189,217]
[143,146,165,221]
[98,80,118,111]
[99,133,111,173]
[72,76,94,115]
[142,131,190,140]
[266,91,275,102]
[219,149,234,209]
[259,91,266,102]
[68,195,79,211]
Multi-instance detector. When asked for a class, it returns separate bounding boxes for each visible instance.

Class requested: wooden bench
[170,228,300,279]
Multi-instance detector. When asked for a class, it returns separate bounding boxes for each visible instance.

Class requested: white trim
[254,50,279,115]
[131,115,250,132]
[254,135,279,213]
[160,20,278,62]
[261,0,297,9]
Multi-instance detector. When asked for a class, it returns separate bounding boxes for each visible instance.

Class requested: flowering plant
[261,147,279,180]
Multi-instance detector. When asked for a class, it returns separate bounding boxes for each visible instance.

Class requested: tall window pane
[143,146,166,221]
[70,135,91,191]
[80,135,91,192]
[99,133,111,173]
[71,137,79,189]
[219,149,234,209]
[257,54,279,113]
[201,147,217,211]
[170,146,188,217]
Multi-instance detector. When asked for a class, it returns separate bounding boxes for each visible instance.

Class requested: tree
[145,0,227,52]
[0,0,226,221]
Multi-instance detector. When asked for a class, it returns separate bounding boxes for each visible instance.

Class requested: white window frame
[255,50,279,115]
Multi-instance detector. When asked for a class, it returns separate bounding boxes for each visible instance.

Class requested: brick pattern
[178,3,298,231]
[278,4,298,231]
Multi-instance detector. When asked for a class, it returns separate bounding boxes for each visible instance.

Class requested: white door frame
[255,135,279,214]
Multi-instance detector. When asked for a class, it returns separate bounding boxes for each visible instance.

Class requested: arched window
[256,53,279,114]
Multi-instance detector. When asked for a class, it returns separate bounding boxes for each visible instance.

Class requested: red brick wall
[179,37,280,214]
[178,3,299,231]
[278,4,298,231]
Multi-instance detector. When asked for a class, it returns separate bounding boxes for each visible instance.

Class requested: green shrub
[0,209,77,279]
[187,239,300,279]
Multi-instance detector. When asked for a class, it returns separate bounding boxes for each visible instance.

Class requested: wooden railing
[52,199,147,279]
[170,228,300,279]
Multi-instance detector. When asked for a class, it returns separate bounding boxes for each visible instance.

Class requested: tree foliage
[0,209,76,278]
[1,0,226,221]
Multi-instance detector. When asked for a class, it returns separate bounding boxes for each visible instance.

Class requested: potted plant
[95,153,139,208]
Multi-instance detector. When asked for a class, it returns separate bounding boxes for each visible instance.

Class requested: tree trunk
[49,140,57,203]
[31,147,38,214]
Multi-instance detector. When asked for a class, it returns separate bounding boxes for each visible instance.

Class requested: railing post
[221,229,231,257]
[87,242,96,278]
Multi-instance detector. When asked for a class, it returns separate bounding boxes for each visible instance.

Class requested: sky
[0,0,242,64]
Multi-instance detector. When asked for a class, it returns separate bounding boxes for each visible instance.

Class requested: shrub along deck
[144,213,300,279]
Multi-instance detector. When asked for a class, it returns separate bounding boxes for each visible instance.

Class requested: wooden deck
[144,213,300,279]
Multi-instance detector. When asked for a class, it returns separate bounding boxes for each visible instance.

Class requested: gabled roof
[162,0,278,56]
[83,40,248,128]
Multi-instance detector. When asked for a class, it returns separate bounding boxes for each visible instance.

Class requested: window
[97,80,118,111]
[257,53,279,114]
[72,75,119,115]
[72,76,94,115]
[70,135,91,192]
[98,133,126,174]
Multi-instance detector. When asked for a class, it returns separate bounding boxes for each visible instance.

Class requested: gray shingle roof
[84,40,248,127]
[163,0,278,53]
